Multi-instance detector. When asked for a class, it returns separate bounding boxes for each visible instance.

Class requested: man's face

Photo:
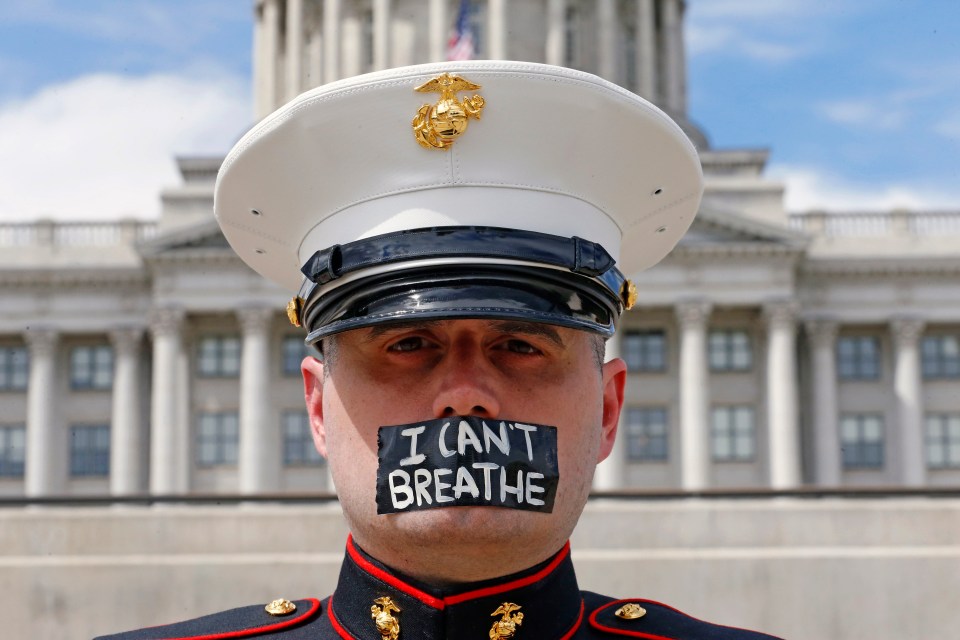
[302,318,625,581]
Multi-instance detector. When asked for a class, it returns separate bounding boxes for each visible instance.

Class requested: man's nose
[431,345,502,419]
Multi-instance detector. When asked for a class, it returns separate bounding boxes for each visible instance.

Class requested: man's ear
[301,356,329,458]
[596,357,627,463]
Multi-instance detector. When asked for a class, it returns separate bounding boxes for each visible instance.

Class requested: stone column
[677,300,711,490]
[597,0,617,80]
[636,0,657,101]
[805,319,840,486]
[25,328,60,497]
[593,332,625,490]
[253,0,266,117]
[765,301,801,489]
[892,317,926,486]
[489,0,507,59]
[149,308,185,495]
[261,0,280,114]
[662,0,683,113]
[286,0,304,100]
[323,0,341,82]
[429,0,447,61]
[545,0,565,66]
[372,0,391,70]
[239,308,279,494]
[109,328,144,495]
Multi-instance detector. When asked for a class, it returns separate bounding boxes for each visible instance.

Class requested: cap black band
[298,226,629,342]
[301,226,618,284]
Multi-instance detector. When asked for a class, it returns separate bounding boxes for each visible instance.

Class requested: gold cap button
[615,603,646,620]
[265,598,297,616]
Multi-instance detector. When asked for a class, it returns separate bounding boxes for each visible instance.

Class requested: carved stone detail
[149,307,185,338]
[675,299,712,329]
[891,316,925,348]
[24,327,59,357]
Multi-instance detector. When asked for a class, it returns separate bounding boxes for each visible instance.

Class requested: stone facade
[1,0,959,498]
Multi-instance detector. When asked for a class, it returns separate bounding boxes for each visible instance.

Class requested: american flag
[446,0,475,61]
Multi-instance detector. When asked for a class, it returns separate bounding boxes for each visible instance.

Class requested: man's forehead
[358,319,569,345]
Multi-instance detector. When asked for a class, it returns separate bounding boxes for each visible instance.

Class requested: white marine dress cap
[214,60,703,342]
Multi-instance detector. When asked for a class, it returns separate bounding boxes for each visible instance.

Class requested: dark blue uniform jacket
[95,537,784,639]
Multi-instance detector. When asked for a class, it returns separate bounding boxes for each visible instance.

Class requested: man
[97,61,782,639]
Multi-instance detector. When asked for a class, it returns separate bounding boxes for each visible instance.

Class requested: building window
[283,411,323,466]
[840,414,884,469]
[837,336,881,380]
[282,336,318,376]
[0,425,26,477]
[0,347,29,391]
[624,407,668,461]
[361,9,374,71]
[709,330,752,371]
[70,425,110,476]
[197,336,241,377]
[563,6,580,68]
[711,406,755,461]
[197,412,239,466]
[70,345,113,390]
[623,330,666,372]
[921,335,960,379]
[926,414,960,469]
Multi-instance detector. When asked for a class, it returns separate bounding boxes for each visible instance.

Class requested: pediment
[138,218,233,257]
[678,208,808,248]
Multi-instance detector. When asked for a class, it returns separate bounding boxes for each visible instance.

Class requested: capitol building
[4,3,960,639]
[1,0,959,501]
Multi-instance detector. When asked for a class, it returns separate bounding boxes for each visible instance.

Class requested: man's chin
[386,504,550,544]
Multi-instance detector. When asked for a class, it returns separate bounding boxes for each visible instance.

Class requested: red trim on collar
[443,542,571,605]
[346,536,445,609]
[559,598,585,640]
[346,536,572,609]
[160,598,322,640]
[327,595,356,640]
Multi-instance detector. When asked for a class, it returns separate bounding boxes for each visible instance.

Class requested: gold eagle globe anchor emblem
[489,602,524,639]
[371,596,402,640]
[412,73,485,150]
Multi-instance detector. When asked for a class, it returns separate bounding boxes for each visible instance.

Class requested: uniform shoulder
[583,592,785,640]
[93,597,325,640]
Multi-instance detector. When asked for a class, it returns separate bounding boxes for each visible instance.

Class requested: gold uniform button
[265,598,297,616]
[615,603,647,620]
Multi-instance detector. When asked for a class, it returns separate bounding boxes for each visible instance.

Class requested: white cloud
[934,113,960,140]
[691,0,832,21]
[817,99,904,131]
[0,70,250,221]
[768,164,960,213]
[686,24,805,62]
[0,0,243,50]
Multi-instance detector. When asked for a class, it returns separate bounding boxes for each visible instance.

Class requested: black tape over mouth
[375,416,560,515]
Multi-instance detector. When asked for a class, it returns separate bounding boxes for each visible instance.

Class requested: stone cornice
[0,268,148,288]
[801,257,960,277]
[669,242,805,261]
[143,248,242,266]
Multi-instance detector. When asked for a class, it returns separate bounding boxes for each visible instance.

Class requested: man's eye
[503,339,539,355]
[387,336,426,352]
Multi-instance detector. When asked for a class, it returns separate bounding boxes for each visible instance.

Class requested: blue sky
[1,0,958,220]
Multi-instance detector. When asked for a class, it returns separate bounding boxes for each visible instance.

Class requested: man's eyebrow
[359,319,565,347]
[487,321,565,347]
[362,320,445,342]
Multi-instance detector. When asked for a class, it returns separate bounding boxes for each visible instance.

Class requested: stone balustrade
[789,210,960,237]
[0,220,157,247]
